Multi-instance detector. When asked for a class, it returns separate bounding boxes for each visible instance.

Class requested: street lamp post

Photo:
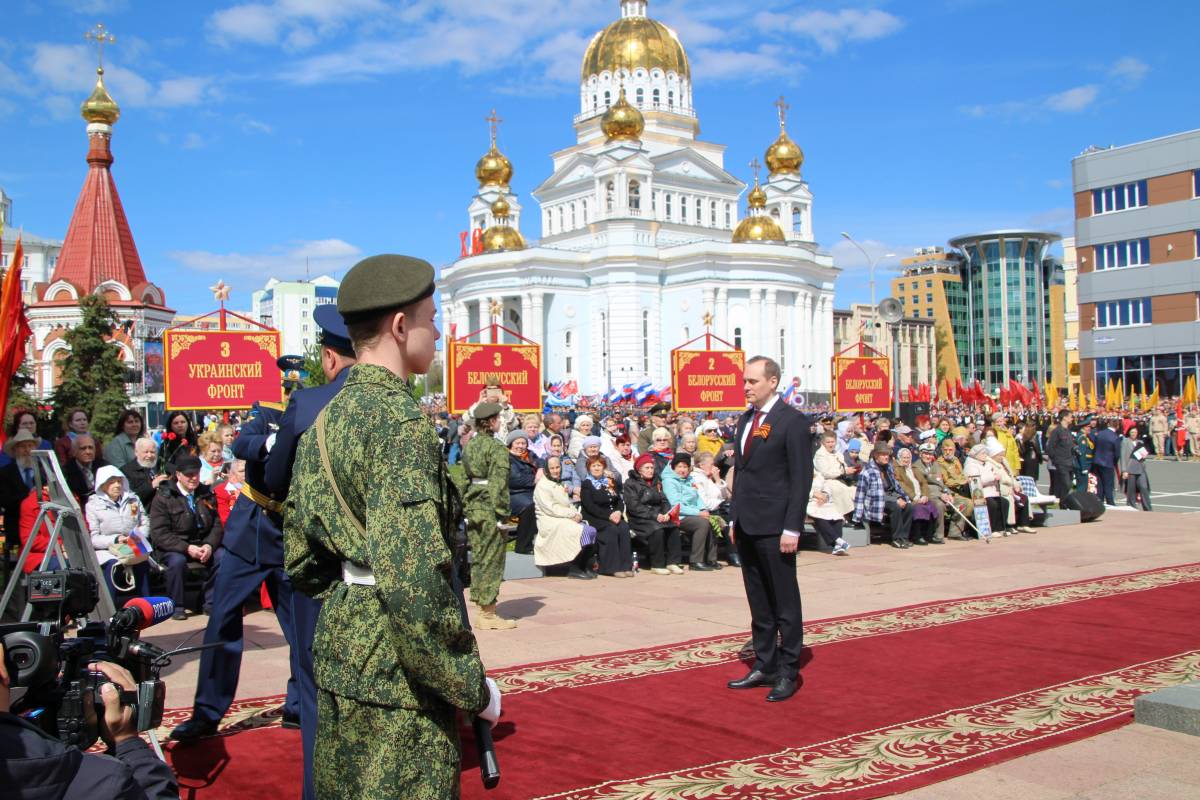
[840,232,895,323]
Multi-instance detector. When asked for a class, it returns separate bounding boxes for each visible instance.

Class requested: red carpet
[159,563,1200,799]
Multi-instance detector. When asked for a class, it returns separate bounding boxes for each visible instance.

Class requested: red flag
[0,233,32,444]
[956,378,966,402]
[973,380,984,405]
[1031,379,1042,407]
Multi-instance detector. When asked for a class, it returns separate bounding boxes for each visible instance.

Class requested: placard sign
[832,355,892,412]
[671,349,746,412]
[447,340,542,413]
[163,329,282,410]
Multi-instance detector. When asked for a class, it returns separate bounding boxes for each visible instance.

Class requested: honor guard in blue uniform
[265,305,356,800]
[169,355,309,743]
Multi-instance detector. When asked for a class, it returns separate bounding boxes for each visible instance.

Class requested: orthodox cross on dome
[774,95,789,129]
[485,108,503,146]
[85,23,116,70]
[749,157,762,183]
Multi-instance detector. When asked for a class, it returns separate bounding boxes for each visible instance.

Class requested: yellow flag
[1089,383,1098,411]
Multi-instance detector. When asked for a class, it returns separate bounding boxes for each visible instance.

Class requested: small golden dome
[601,86,644,141]
[747,184,768,209]
[81,68,120,125]
[491,197,511,219]
[481,225,526,253]
[475,145,513,189]
[582,2,690,81]
[732,215,785,244]
[765,129,803,176]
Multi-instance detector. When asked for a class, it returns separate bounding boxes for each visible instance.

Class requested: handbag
[107,532,151,566]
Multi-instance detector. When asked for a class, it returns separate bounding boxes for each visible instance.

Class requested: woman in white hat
[85,465,152,597]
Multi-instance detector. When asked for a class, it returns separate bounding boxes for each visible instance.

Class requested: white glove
[265,433,277,453]
[479,677,502,726]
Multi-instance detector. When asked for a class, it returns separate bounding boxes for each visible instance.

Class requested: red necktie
[743,411,763,459]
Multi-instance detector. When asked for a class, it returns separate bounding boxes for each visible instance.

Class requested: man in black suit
[727,356,813,702]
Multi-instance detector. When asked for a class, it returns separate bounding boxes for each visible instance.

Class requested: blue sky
[0,0,1195,316]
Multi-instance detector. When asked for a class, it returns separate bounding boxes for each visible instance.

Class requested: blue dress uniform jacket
[185,400,303,729]
[263,369,350,800]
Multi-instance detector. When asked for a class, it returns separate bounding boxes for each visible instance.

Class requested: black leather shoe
[281,713,301,730]
[890,540,910,549]
[766,676,799,702]
[912,538,928,546]
[725,552,742,567]
[170,717,218,742]
[689,562,714,572]
[705,561,723,570]
[567,568,596,580]
[929,537,945,544]
[171,608,187,621]
[727,669,779,689]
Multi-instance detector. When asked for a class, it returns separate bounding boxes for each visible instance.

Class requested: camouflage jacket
[461,431,509,522]
[283,363,488,714]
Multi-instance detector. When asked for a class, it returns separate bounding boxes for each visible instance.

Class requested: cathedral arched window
[734,326,743,351]
[668,90,674,108]
[636,87,644,105]
[680,195,688,223]
[725,203,732,228]
[545,210,551,233]
[592,94,598,112]
[604,90,611,108]
[665,193,672,219]
[771,207,780,218]
[582,198,589,222]
[793,208,803,235]
[652,88,660,107]
[710,201,717,226]
[557,206,564,231]
[606,181,615,212]
[629,180,641,211]
[570,203,576,228]
[695,198,702,224]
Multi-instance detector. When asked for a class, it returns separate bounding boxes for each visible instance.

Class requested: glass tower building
[947,231,1064,389]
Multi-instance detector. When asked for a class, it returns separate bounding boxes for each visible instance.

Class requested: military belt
[470,478,490,485]
[240,483,283,514]
[342,562,376,586]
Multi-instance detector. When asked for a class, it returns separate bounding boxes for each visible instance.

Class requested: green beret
[337,254,436,320]
[474,402,502,421]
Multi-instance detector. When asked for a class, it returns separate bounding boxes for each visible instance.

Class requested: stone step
[1135,681,1200,737]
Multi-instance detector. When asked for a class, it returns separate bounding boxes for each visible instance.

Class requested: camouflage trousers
[466,511,505,607]
[315,690,460,799]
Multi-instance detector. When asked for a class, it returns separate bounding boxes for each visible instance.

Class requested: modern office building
[945,231,1065,389]
[251,275,340,356]
[1073,129,1200,396]
[832,304,936,393]
[891,247,967,387]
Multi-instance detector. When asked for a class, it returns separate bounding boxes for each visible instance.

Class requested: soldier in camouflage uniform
[284,255,500,799]
[462,403,516,629]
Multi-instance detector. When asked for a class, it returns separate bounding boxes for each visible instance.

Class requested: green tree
[49,294,130,440]
[301,341,328,388]
[6,362,41,421]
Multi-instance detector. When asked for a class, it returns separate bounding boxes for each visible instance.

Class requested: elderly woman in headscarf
[963,442,1008,539]
[534,455,596,579]
[988,436,1035,535]
[892,446,942,546]
[813,430,858,518]
[507,430,542,554]
[545,433,581,501]
[579,455,635,577]
[567,415,594,460]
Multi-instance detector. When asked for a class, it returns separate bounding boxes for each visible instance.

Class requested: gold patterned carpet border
[494,563,1200,696]
[533,649,1200,799]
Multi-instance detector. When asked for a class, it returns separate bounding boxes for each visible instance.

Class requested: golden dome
[582,2,690,81]
[747,184,768,209]
[491,197,511,218]
[475,145,513,188]
[81,68,120,125]
[601,86,644,141]
[481,225,526,253]
[765,129,803,176]
[732,216,785,243]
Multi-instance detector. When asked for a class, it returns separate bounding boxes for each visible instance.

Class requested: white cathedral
[438,0,839,398]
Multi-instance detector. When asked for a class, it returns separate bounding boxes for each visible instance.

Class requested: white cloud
[755,8,903,54]
[180,132,205,150]
[1044,84,1098,113]
[830,238,907,274]
[243,119,274,134]
[27,43,216,115]
[1109,56,1149,87]
[168,238,362,278]
[209,0,387,48]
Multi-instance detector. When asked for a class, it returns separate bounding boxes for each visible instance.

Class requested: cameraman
[0,643,179,799]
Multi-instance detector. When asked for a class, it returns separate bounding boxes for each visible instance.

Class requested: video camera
[1,569,169,749]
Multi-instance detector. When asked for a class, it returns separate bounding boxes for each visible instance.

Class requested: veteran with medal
[283,254,500,799]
